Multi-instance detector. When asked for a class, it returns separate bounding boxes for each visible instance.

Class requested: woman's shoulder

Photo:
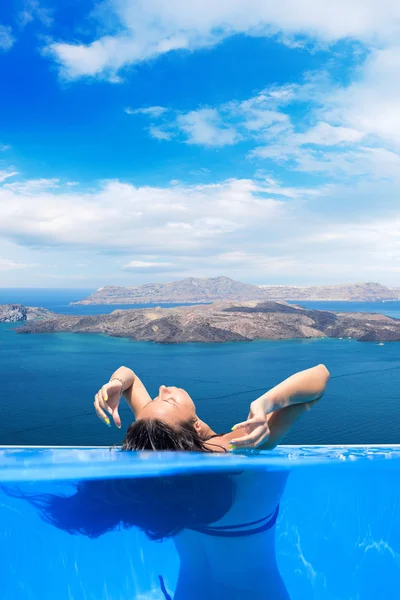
[204,432,234,453]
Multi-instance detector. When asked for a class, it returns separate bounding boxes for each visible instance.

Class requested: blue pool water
[1,446,400,600]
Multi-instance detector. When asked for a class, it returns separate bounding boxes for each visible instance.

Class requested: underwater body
[1,446,400,600]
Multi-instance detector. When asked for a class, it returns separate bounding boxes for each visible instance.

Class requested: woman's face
[137,385,197,426]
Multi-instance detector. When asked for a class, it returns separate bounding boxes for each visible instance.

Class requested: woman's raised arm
[94,366,152,427]
[256,364,330,412]
[228,364,330,448]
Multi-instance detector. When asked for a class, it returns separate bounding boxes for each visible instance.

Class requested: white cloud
[128,81,400,182]
[133,89,293,147]
[0,171,18,183]
[0,175,285,254]
[123,260,176,270]
[126,106,167,117]
[326,47,400,149]
[176,108,240,146]
[46,34,192,81]
[45,0,400,81]
[0,259,30,271]
[2,168,400,284]
[0,25,15,52]
[148,126,173,141]
[18,0,53,28]
[299,122,365,146]
[4,178,60,194]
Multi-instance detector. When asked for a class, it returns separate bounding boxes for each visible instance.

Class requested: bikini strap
[191,504,279,537]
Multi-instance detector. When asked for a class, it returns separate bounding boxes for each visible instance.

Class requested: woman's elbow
[317,363,330,380]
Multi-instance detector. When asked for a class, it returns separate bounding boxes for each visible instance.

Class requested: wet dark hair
[3,420,235,540]
[122,418,226,453]
[5,471,235,540]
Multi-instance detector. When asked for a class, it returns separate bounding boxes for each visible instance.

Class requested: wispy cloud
[0,175,285,252]
[128,90,291,147]
[125,67,400,186]
[176,108,240,147]
[325,47,400,149]
[1,167,400,284]
[44,1,400,82]
[18,0,53,28]
[0,258,31,271]
[125,106,167,118]
[123,260,176,272]
[0,25,15,52]
[0,171,18,183]
[148,126,173,141]
[4,178,60,193]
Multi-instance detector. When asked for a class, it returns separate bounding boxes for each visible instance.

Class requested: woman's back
[172,469,290,600]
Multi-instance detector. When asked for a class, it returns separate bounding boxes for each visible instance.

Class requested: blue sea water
[0,288,199,315]
[1,289,400,446]
[2,288,400,318]
[290,299,400,320]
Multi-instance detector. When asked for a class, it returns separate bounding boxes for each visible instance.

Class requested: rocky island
[17,301,400,343]
[0,304,54,323]
[73,276,400,305]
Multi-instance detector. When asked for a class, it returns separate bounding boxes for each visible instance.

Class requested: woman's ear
[194,418,203,435]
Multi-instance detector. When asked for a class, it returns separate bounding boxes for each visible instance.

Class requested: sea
[1,288,400,447]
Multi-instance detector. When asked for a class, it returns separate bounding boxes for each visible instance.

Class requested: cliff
[73,277,400,305]
[0,304,54,323]
[17,301,400,343]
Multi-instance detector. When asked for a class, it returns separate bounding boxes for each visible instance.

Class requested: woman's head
[138,385,198,427]
[122,419,212,452]
[123,385,219,452]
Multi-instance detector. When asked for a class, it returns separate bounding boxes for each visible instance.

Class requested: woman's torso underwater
[172,469,290,600]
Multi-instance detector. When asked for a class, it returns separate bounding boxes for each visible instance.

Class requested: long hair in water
[3,419,235,539]
[3,472,235,540]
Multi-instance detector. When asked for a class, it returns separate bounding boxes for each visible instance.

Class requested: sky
[1,1,400,288]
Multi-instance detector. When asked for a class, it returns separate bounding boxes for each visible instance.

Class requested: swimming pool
[1,446,399,599]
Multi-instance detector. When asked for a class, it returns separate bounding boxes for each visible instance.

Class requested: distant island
[0,304,53,323]
[17,301,400,343]
[72,276,400,305]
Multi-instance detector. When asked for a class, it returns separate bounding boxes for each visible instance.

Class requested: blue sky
[1,0,400,288]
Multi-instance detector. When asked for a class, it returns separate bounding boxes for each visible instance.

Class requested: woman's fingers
[94,393,111,426]
[100,385,113,411]
[231,420,250,431]
[100,385,108,402]
[230,416,270,448]
[93,382,121,428]
[112,406,122,429]
[231,414,264,431]
[230,426,269,448]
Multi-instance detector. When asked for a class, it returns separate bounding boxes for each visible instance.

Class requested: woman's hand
[94,380,123,428]
[230,399,270,448]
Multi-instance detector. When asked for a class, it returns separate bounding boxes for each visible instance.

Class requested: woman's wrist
[110,367,135,394]
[109,377,124,395]
[252,394,275,415]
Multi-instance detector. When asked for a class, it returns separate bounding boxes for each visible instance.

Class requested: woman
[92,364,330,599]
[10,365,329,600]
[94,363,330,453]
